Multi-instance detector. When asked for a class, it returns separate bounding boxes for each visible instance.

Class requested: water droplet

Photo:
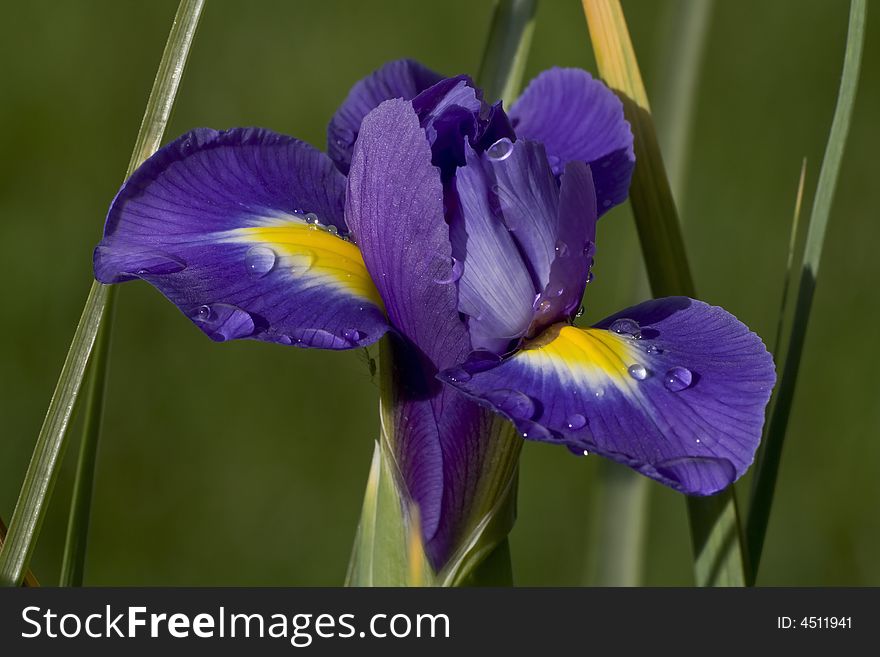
[486,137,514,161]
[627,363,648,380]
[486,389,535,420]
[554,240,569,257]
[444,367,472,384]
[575,306,585,318]
[434,256,463,284]
[244,246,276,278]
[610,318,641,338]
[594,388,605,398]
[519,420,553,441]
[544,282,565,297]
[327,224,339,236]
[583,241,596,258]
[304,212,320,225]
[566,413,587,430]
[602,199,612,208]
[585,271,595,284]
[695,438,701,444]
[342,328,364,343]
[288,250,315,275]
[194,305,213,322]
[189,303,255,341]
[646,344,663,355]
[664,366,693,392]
[582,450,590,456]
[535,298,553,314]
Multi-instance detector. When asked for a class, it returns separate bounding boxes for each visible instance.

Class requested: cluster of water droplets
[608,317,695,391]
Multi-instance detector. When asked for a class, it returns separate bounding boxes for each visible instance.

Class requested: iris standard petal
[346,99,468,366]
[94,127,388,348]
[451,143,537,353]
[440,298,776,495]
[327,59,443,175]
[530,161,598,336]
[509,67,635,216]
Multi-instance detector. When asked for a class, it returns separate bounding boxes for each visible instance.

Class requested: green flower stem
[0,0,205,588]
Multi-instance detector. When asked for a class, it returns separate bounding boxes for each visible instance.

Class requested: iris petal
[327,59,443,175]
[94,127,388,349]
[440,298,776,495]
[509,67,635,216]
[451,143,537,353]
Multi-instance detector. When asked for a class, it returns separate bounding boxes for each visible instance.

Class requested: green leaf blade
[0,0,206,588]
[746,0,867,583]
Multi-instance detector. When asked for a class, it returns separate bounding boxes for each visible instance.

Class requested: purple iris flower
[94,60,775,569]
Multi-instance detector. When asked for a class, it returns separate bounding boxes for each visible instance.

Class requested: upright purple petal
[441,298,776,495]
[449,139,597,351]
[327,59,443,175]
[95,128,388,348]
[510,68,635,215]
[451,143,538,354]
[346,99,466,365]
[346,99,517,566]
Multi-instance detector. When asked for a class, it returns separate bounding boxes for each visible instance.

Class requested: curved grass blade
[0,0,206,587]
[477,0,538,104]
[582,0,746,587]
[746,0,866,583]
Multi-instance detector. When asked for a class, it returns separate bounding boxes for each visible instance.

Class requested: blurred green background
[1,0,877,586]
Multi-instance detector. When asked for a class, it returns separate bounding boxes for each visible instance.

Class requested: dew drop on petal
[544,282,565,298]
[535,298,553,314]
[244,246,276,278]
[304,212,320,225]
[583,241,596,258]
[575,306,585,318]
[610,318,642,338]
[486,137,514,161]
[585,271,595,284]
[519,420,554,441]
[194,305,213,322]
[627,363,648,380]
[554,240,569,257]
[342,328,364,343]
[288,250,315,275]
[664,366,693,392]
[434,256,463,284]
[594,388,605,398]
[444,367,472,384]
[486,389,535,420]
[566,413,587,430]
[646,344,663,355]
[326,224,339,236]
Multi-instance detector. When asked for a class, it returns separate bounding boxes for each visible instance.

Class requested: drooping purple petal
[440,298,776,495]
[95,127,388,349]
[509,67,635,215]
[346,99,515,566]
[327,59,444,175]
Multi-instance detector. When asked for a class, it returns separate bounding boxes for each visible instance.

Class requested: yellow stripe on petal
[519,324,641,394]
[230,217,384,309]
